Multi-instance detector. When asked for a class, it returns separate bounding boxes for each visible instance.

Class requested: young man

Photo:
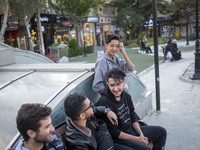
[64,93,132,150]
[92,34,134,94]
[97,68,167,150]
[15,103,66,150]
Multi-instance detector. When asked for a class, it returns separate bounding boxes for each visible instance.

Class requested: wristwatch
[105,108,111,114]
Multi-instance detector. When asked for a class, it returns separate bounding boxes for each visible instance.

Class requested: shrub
[68,48,75,58]
[68,39,78,53]
[77,47,84,55]
[127,43,139,48]
[86,46,94,53]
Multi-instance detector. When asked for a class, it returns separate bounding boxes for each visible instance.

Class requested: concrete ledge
[135,91,153,119]
[0,49,15,66]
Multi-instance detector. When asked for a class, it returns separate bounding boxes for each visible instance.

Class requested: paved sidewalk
[138,41,200,150]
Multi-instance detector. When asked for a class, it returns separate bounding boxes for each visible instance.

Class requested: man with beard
[64,93,132,150]
[15,103,66,150]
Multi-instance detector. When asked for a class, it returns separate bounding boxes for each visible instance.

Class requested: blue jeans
[114,126,167,150]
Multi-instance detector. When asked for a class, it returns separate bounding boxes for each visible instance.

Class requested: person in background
[92,33,134,94]
[97,68,167,150]
[140,39,153,54]
[15,103,66,150]
[165,39,182,61]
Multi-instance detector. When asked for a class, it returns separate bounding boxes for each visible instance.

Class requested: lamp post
[192,0,200,79]
[152,0,161,110]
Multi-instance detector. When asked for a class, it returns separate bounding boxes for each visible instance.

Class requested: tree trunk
[0,2,9,43]
[68,26,71,41]
[75,25,81,46]
[37,11,45,55]
[25,20,33,51]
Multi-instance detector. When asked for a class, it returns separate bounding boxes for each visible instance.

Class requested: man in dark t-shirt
[97,68,167,150]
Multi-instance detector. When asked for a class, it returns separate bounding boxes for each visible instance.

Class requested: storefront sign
[62,20,71,26]
[87,16,98,23]
[34,17,49,22]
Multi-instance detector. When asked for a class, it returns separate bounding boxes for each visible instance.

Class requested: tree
[112,0,170,39]
[169,0,196,39]
[0,0,9,42]
[9,0,44,51]
[48,0,105,46]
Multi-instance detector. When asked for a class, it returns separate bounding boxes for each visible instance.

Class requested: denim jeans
[114,125,167,150]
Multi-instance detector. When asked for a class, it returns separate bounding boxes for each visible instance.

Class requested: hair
[106,68,126,82]
[105,34,120,45]
[16,103,52,141]
[64,93,86,121]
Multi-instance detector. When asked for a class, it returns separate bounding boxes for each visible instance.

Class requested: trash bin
[47,43,68,62]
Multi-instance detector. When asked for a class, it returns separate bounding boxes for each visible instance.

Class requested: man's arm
[92,60,107,93]
[119,42,133,67]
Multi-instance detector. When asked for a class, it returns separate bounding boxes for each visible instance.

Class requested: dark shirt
[97,86,140,139]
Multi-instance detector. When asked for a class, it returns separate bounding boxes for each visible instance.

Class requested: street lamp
[192,0,200,79]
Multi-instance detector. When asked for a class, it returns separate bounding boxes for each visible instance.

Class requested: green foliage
[68,48,75,58]
[68,46,84,58]
[77,47,84,55]
[69,39,78,53]
[137,31,147,44]
[86,46,94,53]
[127,43,139,48]
[113,0,169,39]
[147,37,169,46]
[9,0,44,21]
[48,0,105,24]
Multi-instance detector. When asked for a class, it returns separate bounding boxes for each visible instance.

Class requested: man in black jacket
[97,68,167,150]
[64,93,132,150]
[165,39,182,61]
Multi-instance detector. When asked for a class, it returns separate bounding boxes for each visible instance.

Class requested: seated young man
[92,33,135,94]
[15,103,66,150]
[64,93,132,150]
[97,68,167,150]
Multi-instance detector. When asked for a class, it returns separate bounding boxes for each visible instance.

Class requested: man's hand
[119,42,125,55]
[106,110,118,125]
[136,136,149,145]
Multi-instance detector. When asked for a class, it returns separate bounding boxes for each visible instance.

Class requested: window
[103,6,109,15]
[110,7,115,15]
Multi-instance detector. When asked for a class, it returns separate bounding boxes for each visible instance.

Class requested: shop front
[30,14,70,52]
[83,23,95,46]
[3,16,20,47]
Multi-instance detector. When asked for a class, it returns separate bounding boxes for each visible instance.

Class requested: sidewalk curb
[179,63,200,85]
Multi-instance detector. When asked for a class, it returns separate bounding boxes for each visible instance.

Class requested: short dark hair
[106,68,126,82]
[106,34,120,44]
[64,93,86,121]
[16,103,52,141]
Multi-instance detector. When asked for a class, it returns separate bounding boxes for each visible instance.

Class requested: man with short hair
[64,93,132,150]
[92,33,134,94]
[15,103,66,150]
[97,68,167,150]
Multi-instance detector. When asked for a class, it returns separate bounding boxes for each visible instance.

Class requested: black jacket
[65,106,107,150]
[97,86,140,139]
[165,43,181,60]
